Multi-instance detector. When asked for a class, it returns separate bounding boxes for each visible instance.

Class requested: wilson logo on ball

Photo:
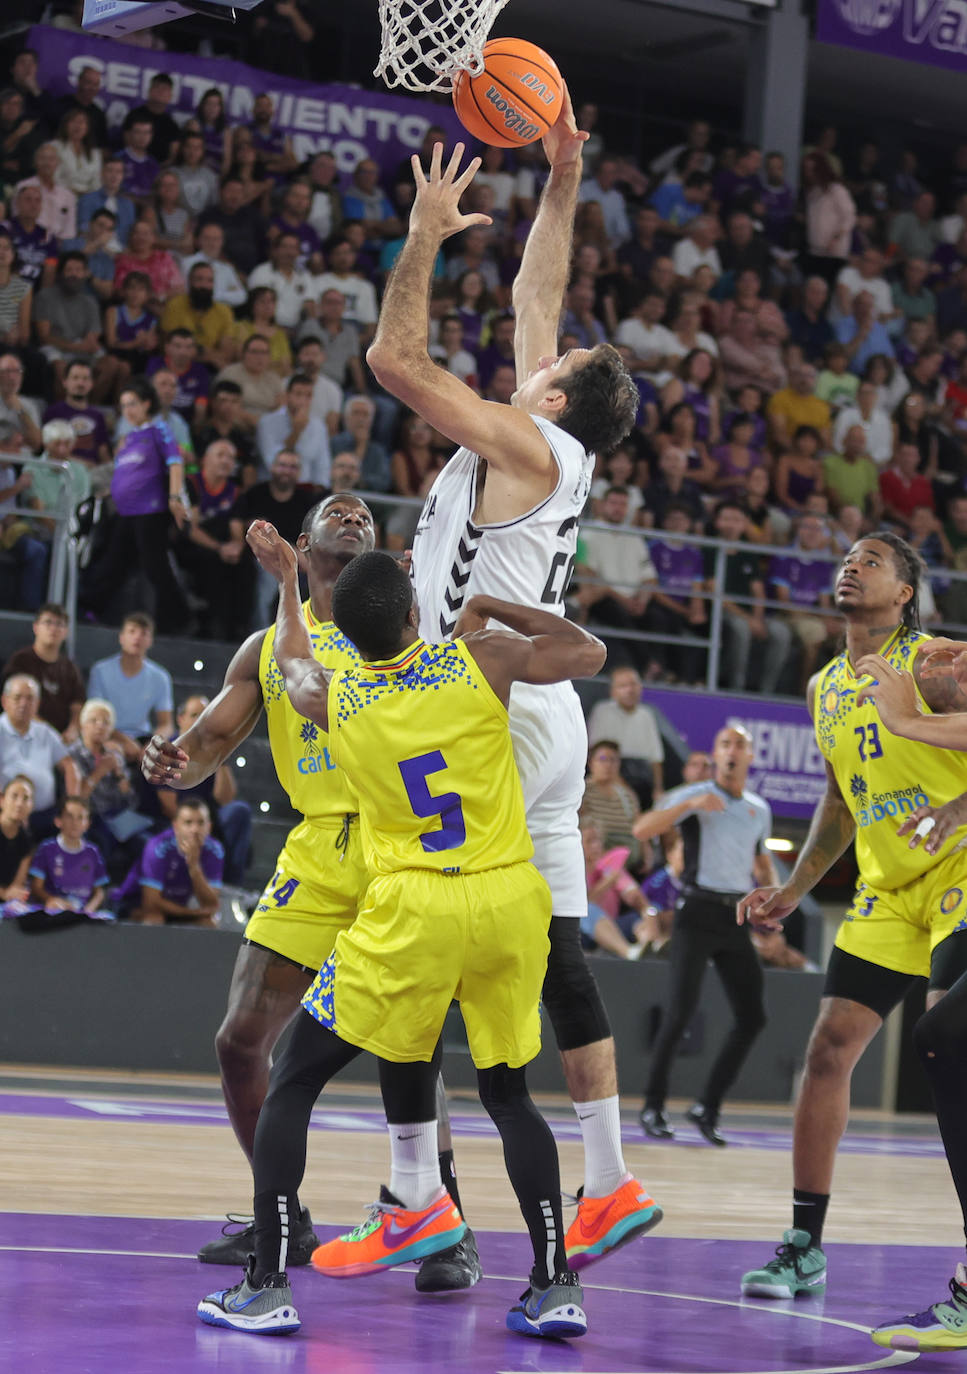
[483,86,539,140]
[451,37,563,148]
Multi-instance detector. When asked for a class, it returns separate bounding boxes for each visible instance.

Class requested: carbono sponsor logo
[297,749,335,774]
[856,788,928,827]
[484,86,539,141]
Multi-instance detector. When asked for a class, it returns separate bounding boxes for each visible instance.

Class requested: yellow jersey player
[738,532,967,1302]
[197,529,605,1341]
[852,638,967,1351]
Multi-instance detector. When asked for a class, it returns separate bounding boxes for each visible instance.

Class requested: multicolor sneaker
[310,1185,466,1278]
[740,1229,827,1298]
[198,1207,318,1266]
[871,1263,967,1351]
[197,1259,300,1335]
[565,1176,663,1271]
[415,1227,482,1293]
[507,1270,587,1339]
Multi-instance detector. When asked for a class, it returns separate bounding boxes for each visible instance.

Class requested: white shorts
[509,680,587,918]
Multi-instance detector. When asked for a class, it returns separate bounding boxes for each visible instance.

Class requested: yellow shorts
[302,861,552,1069]
[834,848,967,978]
[244,817,368,972]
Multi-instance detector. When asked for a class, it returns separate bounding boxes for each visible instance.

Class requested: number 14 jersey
[814,626,967,891]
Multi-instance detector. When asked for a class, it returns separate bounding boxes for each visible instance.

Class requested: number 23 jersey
[814,626,967,891]
[410,414,593,639]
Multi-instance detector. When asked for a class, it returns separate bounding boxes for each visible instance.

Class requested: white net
[375,0,511,93]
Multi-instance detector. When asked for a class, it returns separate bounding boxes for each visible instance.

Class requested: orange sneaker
[565,1176,662,1271]
[311,1186,466,1278]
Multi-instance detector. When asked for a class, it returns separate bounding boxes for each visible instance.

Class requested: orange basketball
[452,38,563,148]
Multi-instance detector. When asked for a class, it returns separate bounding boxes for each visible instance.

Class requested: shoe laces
[343,1197,399,1243]
[220,1213,255,1237]
[762,1240,802,1273]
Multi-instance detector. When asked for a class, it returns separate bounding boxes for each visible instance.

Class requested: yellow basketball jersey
[327,638,532,876]
[259,602,361,822]
[814,626,967,890]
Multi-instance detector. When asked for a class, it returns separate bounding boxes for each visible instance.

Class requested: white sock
[387,1120,440,1211]
[573,1096,631,1198]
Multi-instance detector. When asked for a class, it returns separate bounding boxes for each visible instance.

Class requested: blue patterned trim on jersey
[815,628,928,756]
[264,620,360,704]
[302,953,336,1031]
[333,642,477,724]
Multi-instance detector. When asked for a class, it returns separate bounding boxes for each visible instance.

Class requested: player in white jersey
[367,98,661,1268]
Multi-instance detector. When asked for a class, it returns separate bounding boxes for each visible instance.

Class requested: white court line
[2,1241,918,1373]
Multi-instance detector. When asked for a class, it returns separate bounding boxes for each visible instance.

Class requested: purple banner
[645,687,825,820]
[29,23,464,181]
[816,0,967,76]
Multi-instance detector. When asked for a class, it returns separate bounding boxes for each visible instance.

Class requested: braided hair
[864,529,923,633]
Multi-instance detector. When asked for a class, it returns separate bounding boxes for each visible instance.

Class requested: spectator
[33,251,122,401]
[192,380,256,482]
[580,821,650,961]
[9,49,56,130]
[250,93,297,180]
[180,222,247,309]
[145,330,209,425]
[214,336,285,429]
[24,418,92,525]
[656,400,717,487]
[74,206,120,303]
[894,389,941,473]
[832,379,893,466]
[707,499,791,693]
[232,286,292,376]
[145,171,196,257]
[104,269,159,377]
[865,352,909,414]
[718,212,773,286]
[81,383,189,634]
[650,119,714,182]
[127,73,181,165]
[617,206,666,295]
[66,698,148,867]
[256,373,331,485]
[330,395,391,493]
[720,307,786,394]
[122,368,194,463]
[835,290,895,376]
[650,172,713,236]
[577,485,659,673]
[802,151,856,285]
[117,113,160,204]
[642,443,705,529]
[389,410,443,507]
[7,183,58,288]
[313,235,379,346]
[159,261,234,370]
[40,358,110,465]
[0,350,40,450]
[267,180,324,272]
[590,445,643,522]
[113,219,183,308]
[0,775,34,903]
[0,235,32,354]
[890,190,941,263]
[155,694,252,884]
[173,130,219,217]
[767,363,832,451]
[248,0,317,80]
[774,425,826,515]
[87,612,174,756]
[248,231,319,332]
[0,674,79,837]
[761,151,796,250]
[341,158,402,253]
[19,142,77,243]
[2,603,84,738]
[27,796,108,920]
[714,144,764,219]
[292,335,342,432]
[822,422,882,518]
[587,665,665,807]
[711,413,766,500]
[180,439,253,638]
[666,299,720,363]
[0,86,43,188]
[661,348,721,447]
[879,441,935,524]
[578,157,631,245]
[56,65,108,150]
[76,157,136,249]
[113,797,222,927]
[53,109,102,198]
[614,288,676,382]
[230,448,316,626]
[834,248,895,326]
[580,739,645,871]
[892,257,937,328]
[815,341,859,413]
[227,129,273,212]
[787,275,834,365]
[770,514,838,686]
[197,175,265,277]
[186,87,229,174]
[645,504,709,683]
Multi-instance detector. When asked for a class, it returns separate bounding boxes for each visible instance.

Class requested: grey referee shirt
[661,781,772,895]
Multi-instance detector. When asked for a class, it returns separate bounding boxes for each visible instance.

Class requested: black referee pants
[645,894,766,1116]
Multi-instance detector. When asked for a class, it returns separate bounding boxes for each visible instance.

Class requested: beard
[189,288,214,310]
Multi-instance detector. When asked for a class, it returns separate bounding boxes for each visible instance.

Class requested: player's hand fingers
[430,139,444,180]
[855,653,892,680]
[898,804,935,848]
[453,156,483,195]
[411,153,426,189]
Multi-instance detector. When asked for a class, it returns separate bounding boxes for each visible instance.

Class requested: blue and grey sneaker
[197,1259,301,1336]
[740,1228,827,1299]
[871,1262,967,1351]
[506,1270,587,1339]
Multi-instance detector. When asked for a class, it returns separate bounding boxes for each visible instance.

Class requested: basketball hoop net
[375,0,511,93]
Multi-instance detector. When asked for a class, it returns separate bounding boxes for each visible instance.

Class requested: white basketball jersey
[411,414,593,638]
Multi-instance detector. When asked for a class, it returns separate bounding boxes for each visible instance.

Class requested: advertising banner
[816,0,967,77]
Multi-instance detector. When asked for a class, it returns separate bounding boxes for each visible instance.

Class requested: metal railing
[1,458,77,634]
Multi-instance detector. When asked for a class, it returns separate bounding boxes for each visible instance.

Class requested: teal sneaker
[871,1263,967,1351]
[740,1229,827,1299]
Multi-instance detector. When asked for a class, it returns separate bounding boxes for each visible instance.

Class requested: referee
[634,726,776,1146]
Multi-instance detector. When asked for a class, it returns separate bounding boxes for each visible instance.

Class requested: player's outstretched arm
[459,593,605,700]
[142,633,264,789]
[633,789,725,844]
[514,87,588,378]
[857,651,967,748]
[246,520,331,728]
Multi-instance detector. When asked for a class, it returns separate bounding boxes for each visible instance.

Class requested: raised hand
[142,733,190,786]
[246,519,299,585]
[916,637,967,686]
[410,142,492,242]
[855,653,921,734]
[897,797,967,855]
[542,85,589,168]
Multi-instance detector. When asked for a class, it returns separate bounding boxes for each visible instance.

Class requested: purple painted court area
[4,1211,955,1374]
